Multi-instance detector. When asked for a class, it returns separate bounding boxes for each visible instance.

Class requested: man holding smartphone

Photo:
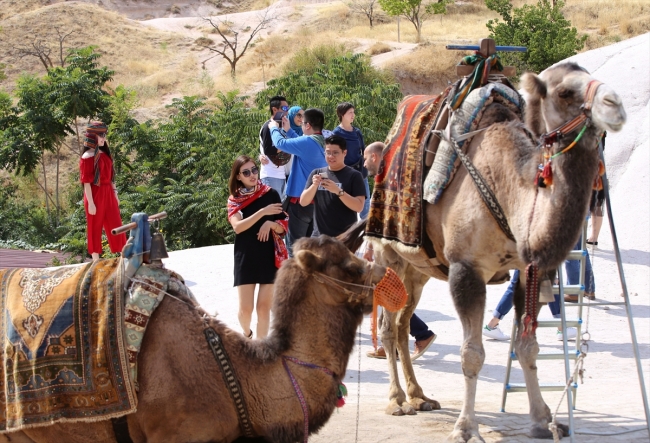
[300,135,365,237]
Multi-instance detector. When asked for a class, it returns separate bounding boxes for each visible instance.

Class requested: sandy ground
[161,33,650,443]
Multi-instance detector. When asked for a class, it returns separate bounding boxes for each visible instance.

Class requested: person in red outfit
[79,121,126,261]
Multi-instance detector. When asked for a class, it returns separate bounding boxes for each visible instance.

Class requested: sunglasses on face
[281,105,289,111]
[239,166,259,178]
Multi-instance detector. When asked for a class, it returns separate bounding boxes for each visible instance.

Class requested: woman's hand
[257,221,276,242]
[261,203,283,216]
[88,202,97,215]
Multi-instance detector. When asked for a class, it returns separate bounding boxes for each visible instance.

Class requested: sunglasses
[240,166,259,178]
[281,105,289,111]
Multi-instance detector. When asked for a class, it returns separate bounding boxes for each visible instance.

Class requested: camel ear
[294,249,321,273]
[521,72,547,99]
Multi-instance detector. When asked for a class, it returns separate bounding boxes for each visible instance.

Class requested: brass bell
[149,231,169,264]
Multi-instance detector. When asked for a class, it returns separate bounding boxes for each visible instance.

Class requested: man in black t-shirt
[300,135,365,237]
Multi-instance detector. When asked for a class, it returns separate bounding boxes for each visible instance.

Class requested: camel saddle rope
[204,327,256,438]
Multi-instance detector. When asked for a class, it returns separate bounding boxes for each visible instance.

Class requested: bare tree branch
[11,39,54,72]
[54,27,77,67]
[348,0,380,28]
[199,8,276,79]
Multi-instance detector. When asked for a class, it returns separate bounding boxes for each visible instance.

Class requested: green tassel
[338,383,348,397]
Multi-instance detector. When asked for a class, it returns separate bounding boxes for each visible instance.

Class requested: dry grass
[367,42,392,56]
[0,3,197,100]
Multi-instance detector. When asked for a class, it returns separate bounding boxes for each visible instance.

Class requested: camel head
[521,62,626,136]
[291,235,388,313]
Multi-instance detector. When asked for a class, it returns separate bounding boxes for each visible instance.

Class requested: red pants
[84,184,127,255]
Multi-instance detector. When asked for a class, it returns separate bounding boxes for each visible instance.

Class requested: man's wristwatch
[338,189,344,197]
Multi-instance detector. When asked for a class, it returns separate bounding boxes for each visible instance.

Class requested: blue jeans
[410,313,434,342]
[261,177,286,201]
[549,236,595,317]
[360,177,370,220]
[494,237,595,319]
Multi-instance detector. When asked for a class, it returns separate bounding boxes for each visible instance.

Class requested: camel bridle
[539,80,603,152]
[312,261,376,306]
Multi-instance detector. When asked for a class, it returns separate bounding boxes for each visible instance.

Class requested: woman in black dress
[227,155,287,339]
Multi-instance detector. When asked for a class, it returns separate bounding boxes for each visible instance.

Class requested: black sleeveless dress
[233,189,284,286]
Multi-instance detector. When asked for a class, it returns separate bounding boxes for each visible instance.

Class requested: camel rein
[312,262,376,305]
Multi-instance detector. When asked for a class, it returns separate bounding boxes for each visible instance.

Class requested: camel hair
[340,62,627,442]
[3,236,392,443]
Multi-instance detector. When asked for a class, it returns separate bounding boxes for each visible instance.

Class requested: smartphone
[273,111,286,125]
[319,171,328,179]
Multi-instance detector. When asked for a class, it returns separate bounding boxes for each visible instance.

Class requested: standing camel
[341,62,626,441]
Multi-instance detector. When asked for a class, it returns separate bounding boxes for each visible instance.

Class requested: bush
[486,0,588,74]
[367,42,392,56]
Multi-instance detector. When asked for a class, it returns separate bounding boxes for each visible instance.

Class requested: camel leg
[401,265,440,412]
[381,308,412,415]
[446,261,487,443]
[512,273,569,439]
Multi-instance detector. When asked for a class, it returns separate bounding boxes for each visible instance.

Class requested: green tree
[378,0,444,42]
[485,0,588,74]
[0,46,113,227]
[256,51,403,143]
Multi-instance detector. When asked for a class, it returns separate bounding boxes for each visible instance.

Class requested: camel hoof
[402,403,417,415]
[387,404,405,416]
[409,398,441,411]
[446,430,485,443]
[531,422,569,439]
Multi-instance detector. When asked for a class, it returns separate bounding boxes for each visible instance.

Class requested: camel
[1,235,394,443]
[340,62,627,442]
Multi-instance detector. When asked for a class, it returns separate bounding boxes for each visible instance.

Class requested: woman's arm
[229,203,283,234]
[84,183,97,215]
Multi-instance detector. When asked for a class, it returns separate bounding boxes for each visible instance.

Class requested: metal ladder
[499,143,650,442]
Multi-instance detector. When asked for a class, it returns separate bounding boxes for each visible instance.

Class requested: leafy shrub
[486,0,588,74]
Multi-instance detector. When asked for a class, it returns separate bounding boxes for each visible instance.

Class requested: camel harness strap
[204,327,256,438]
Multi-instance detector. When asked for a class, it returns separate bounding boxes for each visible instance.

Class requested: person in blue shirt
[269,108,327,256]
[332,102,370,219]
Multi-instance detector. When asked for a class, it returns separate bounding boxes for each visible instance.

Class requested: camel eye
[557,87,573,99]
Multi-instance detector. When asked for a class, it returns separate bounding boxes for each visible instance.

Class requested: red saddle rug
[366,94,443,246]
[0,259,136,432]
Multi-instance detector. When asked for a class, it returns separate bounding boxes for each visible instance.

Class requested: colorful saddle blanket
[366,94,443,247]
[0,260,136,432]
[423,82,523,204]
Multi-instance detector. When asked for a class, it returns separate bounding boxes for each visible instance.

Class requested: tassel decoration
[541,161,553,186]
[336,383,348,408]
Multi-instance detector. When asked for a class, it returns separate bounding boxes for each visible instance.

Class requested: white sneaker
[483,324,510,341]
[556,327,577,341]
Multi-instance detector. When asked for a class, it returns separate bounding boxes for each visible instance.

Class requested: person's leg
[487,270,518,328]
[588,214,603,244]
[287,202,312,257]
[256,284,274,338]
[85,198,103,261]
[409,313,434,342]
[360,177,370,220]
[237,284,256,337]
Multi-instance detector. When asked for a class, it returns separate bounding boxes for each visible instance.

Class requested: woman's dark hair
[228,154,256,196]
[82,133,112,159]
[336,102,355,122]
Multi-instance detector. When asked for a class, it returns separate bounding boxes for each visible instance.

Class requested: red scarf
[227,181,289,269]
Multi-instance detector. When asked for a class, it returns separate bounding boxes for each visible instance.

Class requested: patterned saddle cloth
[423,82,523,204]
[0,259,189,432]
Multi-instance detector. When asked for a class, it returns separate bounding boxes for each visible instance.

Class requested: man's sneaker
[366,347,399,360]
[483,324,510,341]
[556,327,577,341]
[411,333,437,361]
